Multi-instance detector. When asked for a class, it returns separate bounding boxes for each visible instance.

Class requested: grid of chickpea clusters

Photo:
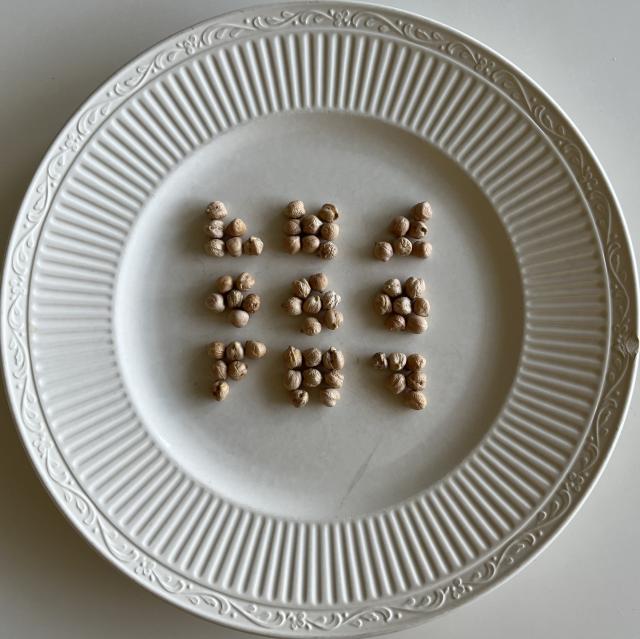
[201,200,431,410]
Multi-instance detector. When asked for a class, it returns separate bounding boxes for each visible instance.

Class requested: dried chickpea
[318,203,339,222]
[235,272,255,291]
[302,368,322,388]
[206,201,228,220]
[211,380,230,401]
[324,370,344,389]
[283,219,302,235]
[323,347,345,370]
[412,240,432,259]
[387,373,406,395]
[242,294,261,314]
[226,289,243,309]
[388,352,407,371]
[382,278,402,297]
[207,341,226,359]
[321,290,341,310]
[282,296,303,316]
[226,341,244,361]
[406,353,426,371]
[408,220,428,239]
[284,200,305,219]
[308,272,328,291]
[373,241,393,262]
[227,360,248,380]
[373,293,392,315]
[411,201,432,221]
[245,341,267,359]
[292,278,311,299]
[385,314,406,332]
[283,346,302,369]
[393,236,413,257]
[412,297,430,317]
[229,309,250,327]
[392,296,412,316]
[406,313,428,334]
[302,294,322,315]
[204,220,225,238]
[404,276,426,300]
[225,218,247,237]
[302,347,322,367]
[211,360,227,381]
[371,352,388,370]
[301,316,322,336]
[406,371,427,391]
[317,241,338,260]
[301,214,323,235]
[204,239,225,257]
[319,223,339,241]
[405,390,427,410]
[284,369,302,391]
[389,216,410,237]
[321,388,341,407]
[226,236,243,256]
[205,293,225,313]
[290,389,309,407]
[217,274,233,293]
[323,309,343,330]
[243,236,264,255]
[302,235,321,253]
[284,236,301,254]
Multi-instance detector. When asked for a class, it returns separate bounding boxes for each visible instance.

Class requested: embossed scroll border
[2,4,638,636]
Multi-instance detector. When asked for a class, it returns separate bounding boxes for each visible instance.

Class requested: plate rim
[2,1,638,635]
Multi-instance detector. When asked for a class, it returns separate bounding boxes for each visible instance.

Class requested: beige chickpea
[283,200,306,219]
[245,340,267,359]
[404,276,426,299]
[284,236,301,254]
[393,236,413,257]
[321,290,341,310]
[226,289,243,309]
[406,353,426,371]
[321,388,341,407]
[283,346,302,369]
[412,297,430,317]
[235,272,255,291]
[290,389,309,407]
[323,309,344,330]
[227,360,248,380]
[382,278,402,297]
[302,294,322,315]
[216,274,233,293]
[392,296,412,316]
[302,347,322,367]
[406,371,427,391]
[318,203,340,222]
[324,370,344,389]
[291,278,311,299]
[206,201,228,220]
[408,220,428,239]
[319,222,339,241]
[412,240,432,259]
[207,341,226,359]
[317,241,338,260]
[301,316,322,336]
[204,220,225,238]
[242,293,261,314]
[371,352,388,370]
[229,309,250,327]
[385,314,406,332]
[387,372,406,395]
[388,352,407,371]
[282,296,303,316]
[242,236,264,255]
[211,380,230,401]
[302,235,321,254]
[283,219,302,235]
[225,236,243,256]
[302,368,322,388]
[389,216,410,237]
[283,369,303,391]
[323,347,345,370]
[373,241,393,262]
[308,272,328,291]
[211,360,227,381]
[205,293,225,313]
[411,201,432,221]
[226,341,244,361]
[406,313,428,334]
[373,292,392,315]
[301,214,323,235]
[204,239,226,257]
[225,218,247,237]
[405,390,427,410]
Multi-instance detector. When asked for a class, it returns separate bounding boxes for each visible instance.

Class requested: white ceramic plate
[2,2,638,636]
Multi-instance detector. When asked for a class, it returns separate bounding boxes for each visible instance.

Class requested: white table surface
[1,1,638,637]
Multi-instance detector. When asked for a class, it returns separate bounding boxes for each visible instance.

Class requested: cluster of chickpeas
[208,340,267,401]
[283,346,345,407]
[282,201,339,260]
[373,201,432,261]
[371,352,427,410]
[203,201,264,257]
[373,276,429,334]
[282,272,343,336]
[205,272,260,327]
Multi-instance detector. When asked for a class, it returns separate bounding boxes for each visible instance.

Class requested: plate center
[115,112,523,519]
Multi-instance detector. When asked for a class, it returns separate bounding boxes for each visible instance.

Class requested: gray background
[1,1,638,637]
